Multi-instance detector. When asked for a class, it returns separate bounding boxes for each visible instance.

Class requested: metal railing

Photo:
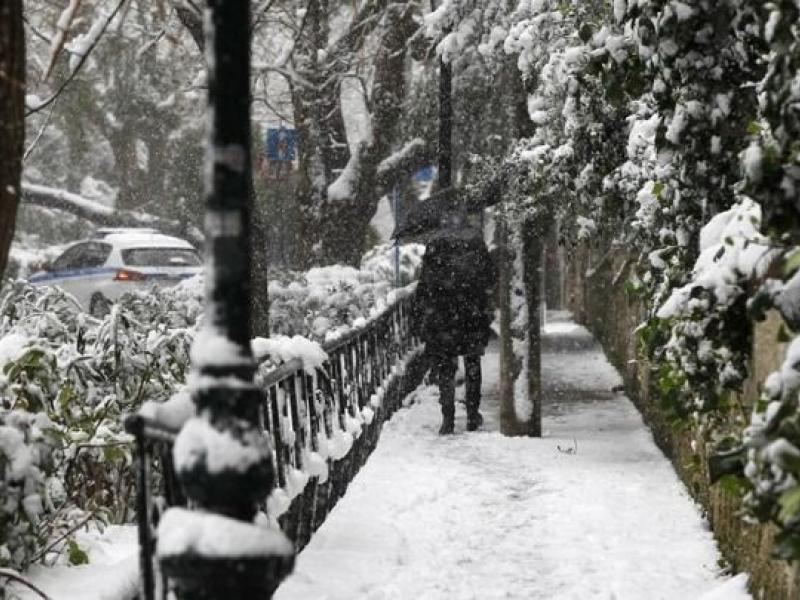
[125,290,426,600]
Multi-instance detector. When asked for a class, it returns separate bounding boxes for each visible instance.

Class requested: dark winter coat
[411,226,496,358]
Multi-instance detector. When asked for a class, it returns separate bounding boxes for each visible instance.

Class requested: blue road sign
[265,127,297,162]
[413,165,435,182]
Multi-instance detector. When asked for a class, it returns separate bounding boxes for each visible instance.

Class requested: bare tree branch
[0,569,53,600]
[376,138,433,189]
[174,2,203,52]
[22,183,204,245]
[23,96,59,161]
[26,0,127,117]
[42,0,82,81]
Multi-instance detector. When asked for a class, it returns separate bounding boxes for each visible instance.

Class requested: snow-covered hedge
[269,243,424,342]
[0,282,197,570]
[0,242,423,570]
[430,0,800,564]
[652,200,776,418]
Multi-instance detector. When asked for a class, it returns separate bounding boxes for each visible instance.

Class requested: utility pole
[431,0,452,190]
[157,1,294,597]
[438,50,453,190]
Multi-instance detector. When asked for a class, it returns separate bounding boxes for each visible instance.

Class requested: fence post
[157,0,293,597]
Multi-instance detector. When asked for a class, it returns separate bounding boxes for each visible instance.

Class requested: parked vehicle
[28,228,203,316]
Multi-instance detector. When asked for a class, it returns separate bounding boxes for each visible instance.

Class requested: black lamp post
[156,0,294,597]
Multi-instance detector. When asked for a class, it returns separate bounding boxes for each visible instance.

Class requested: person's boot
[439,405,455,435]
[466,408,483,432]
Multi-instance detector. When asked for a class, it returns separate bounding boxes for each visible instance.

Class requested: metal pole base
[162,554,295,600]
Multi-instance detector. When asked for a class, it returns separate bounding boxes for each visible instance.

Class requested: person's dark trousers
[464,354,482,428]
[436,354,483,433]
[436,355,458,434]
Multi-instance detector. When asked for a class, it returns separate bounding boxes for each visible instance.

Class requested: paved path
[275,316,749,600]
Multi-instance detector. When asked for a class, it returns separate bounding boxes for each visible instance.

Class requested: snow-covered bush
[424,0,800,564]
[654,200,776,419]
[0,409,62,570]
[269,243,424,342]
[0,241,422,569]
[733,2,800,559]
[744,334,800,559]
[0,282,198,570]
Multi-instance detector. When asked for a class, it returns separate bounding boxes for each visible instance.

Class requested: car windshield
[122,247,201,267]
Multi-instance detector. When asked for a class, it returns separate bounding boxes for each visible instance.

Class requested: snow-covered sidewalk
[275,316,750,600]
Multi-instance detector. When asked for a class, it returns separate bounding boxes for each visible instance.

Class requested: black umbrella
[391,170,506,240]
[391,188,460,240]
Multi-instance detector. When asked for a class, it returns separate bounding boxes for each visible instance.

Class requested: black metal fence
[125,291,426,600]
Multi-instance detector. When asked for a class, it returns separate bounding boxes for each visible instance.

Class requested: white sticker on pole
[205,209,243,237]
[214,144,247,173]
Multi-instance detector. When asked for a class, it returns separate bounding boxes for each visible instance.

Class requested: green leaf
[652,181,664,198]
[778,487,800,524]
[777,323,792,343]
[57,385,73,412]
[783,248,800,277]
[772,531,800,561]
[102,445,125,463]
[718,474,748,498]
[67,539,89,566]
[746,121,761,135]
[624,278,644,297]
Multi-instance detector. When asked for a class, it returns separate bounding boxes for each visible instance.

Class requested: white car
[29,228,203,315]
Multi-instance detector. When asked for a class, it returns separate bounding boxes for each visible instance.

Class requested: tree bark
[250,179,270,337]
[0,0,25,279]
[498,219,527,436]
[294,1,417,267]
[522,219,543,437]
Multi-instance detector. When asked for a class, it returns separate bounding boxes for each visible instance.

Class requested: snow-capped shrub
[654,199,776,417]
[745,334,800,559]
[0,409,62,569]
[0,282,198,570]
[268,243,424,342]
[0,241,422,569]
[724,3,800,560]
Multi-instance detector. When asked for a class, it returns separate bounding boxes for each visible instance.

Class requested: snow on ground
[7,316,752,600]
[8,525,138,600]
[275,316,751,600]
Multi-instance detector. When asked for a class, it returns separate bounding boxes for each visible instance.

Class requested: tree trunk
[498,219,527,436]
[294,2,416,267]
[522,219,543,437]
[250,179,270,337]
[0,0,24,279]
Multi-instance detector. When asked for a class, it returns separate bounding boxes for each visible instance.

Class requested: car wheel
[89,293,111,318]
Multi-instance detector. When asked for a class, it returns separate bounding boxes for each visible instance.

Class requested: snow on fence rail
[124,288,426,600]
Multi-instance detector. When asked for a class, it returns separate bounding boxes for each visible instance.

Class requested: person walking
[412,210,496,434]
